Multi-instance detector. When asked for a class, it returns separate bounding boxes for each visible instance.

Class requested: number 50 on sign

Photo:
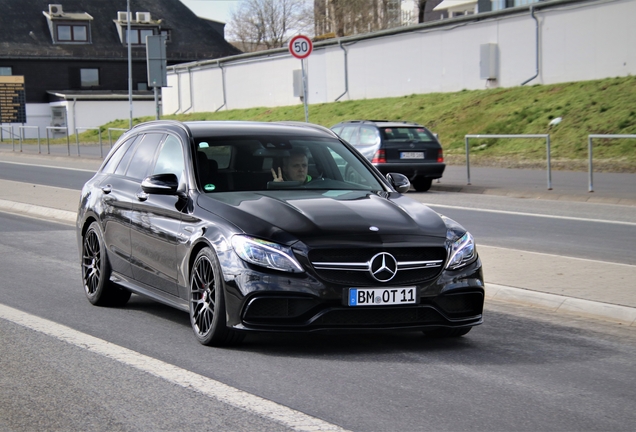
[289,35,313,59]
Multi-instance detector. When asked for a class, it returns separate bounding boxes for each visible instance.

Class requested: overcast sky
[179,0,243,23]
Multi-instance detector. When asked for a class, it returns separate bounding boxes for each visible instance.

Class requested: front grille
[308,247,447,286]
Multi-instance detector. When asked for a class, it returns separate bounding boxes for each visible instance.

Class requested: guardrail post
[546,134,552,190]
[588,135,594,192]
[465,136,471,185]
[98,127,103,158]
[75,128,80,156]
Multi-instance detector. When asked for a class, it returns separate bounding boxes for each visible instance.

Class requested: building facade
[0,0,239,139]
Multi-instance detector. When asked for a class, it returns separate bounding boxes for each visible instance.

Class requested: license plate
[348,287,417,306]
[400,152,424,159]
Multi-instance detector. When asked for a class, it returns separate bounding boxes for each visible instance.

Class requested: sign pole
[301,59,309,123]
[289,35,313,123]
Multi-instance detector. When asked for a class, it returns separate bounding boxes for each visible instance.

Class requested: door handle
[101,185,112,194]
[136,191,148,201]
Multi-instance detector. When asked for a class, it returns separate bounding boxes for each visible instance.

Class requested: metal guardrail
[18,126,41,153]
[464,134,552,190]
[107,128,128,148]
[75,127,102,157]
[587,134,636,192]
[45,126,71,155]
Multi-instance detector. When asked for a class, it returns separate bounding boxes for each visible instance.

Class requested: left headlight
[441,216,477,270]
[231,235,304,273]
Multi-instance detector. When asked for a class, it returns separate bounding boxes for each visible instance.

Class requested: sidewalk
[1,150,635,326]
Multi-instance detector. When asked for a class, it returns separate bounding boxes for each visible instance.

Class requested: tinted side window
[102,135,139,174]
[125,133,165,180]
[339,125,359,145]
[358,126,380,146]
[153,135,185,182]
[114,137,141,176]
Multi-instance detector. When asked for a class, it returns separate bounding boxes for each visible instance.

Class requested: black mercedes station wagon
[77,120,483,346]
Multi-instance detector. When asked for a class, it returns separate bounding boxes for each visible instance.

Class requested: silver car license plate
[400,151,424,159]
[348,287,417,306]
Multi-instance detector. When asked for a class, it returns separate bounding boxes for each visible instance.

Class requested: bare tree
[227,0,314,52]
[315,0,401,38]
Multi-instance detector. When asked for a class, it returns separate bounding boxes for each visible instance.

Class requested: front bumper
[223,256,484,333]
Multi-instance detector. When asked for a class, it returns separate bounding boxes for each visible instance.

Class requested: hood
[197,190,447,246]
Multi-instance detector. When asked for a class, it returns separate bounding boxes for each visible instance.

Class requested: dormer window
[114,11,168,46]
[43,4,93,44]
[57,24,88,42]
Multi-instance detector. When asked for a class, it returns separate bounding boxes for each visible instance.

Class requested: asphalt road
[1,212,636,431]
[2,156,636,430]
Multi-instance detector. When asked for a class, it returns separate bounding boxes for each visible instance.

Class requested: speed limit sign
[289,35,313,59]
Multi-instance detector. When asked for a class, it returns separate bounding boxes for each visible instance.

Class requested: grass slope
[102,75,636,172]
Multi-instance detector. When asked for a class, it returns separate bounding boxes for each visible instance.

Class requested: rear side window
[358,126,380,146]
[102,135,139,174]
[339,125,359,144]
[125,133,165,180]
[381,127,435,142]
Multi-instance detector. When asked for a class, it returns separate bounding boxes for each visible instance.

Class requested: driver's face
[284,155,308,182]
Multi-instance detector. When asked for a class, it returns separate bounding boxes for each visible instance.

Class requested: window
[56,24,89,42]
[125,133,165,180]
[137,82,148,91]
[125,28,156,45]
[153,135,185,183]
[103,136,139,174]
[0,67,11,76]
[358,126,380,146]
[80,69,99,87]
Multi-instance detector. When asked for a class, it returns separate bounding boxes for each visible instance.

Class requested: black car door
[129,133,185,296]
[99,134,142,278]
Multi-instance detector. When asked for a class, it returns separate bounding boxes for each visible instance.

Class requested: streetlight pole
[127,0,133,129]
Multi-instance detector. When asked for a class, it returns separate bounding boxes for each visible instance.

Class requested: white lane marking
[428,203,636,227]
[0,160,96,173]
[0,303,347,432]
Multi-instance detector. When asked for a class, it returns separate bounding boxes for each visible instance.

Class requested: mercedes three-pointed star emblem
[369,252,398,282]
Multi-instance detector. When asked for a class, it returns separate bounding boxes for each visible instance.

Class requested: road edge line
[0,303,348,432]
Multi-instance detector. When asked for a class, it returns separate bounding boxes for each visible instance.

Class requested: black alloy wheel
[189,248,244,346]
[82,222,131,307]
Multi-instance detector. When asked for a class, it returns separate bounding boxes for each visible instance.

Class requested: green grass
[98,75,636,172]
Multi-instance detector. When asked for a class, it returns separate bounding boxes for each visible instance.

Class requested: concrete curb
[0,199,76,225]
[487,283,636,327]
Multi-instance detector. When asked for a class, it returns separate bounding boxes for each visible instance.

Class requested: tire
[81,222,131,307]
[412,177,433,192]
[423,327,472,338]
[189,248,245,346]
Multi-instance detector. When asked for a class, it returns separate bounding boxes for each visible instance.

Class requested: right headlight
[231,235,304,273]
[441,215,477,270]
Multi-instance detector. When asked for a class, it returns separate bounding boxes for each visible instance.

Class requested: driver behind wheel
[271,149,312,183]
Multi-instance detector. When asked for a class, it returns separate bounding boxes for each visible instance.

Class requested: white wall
[4,100,156,139]
[163,0,636,115]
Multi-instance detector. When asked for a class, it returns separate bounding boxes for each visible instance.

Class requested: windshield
[193,135,386,193]
[381,127,435,142]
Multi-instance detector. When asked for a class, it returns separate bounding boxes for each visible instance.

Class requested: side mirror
[141,173,179,195]
[386,173,410,193]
